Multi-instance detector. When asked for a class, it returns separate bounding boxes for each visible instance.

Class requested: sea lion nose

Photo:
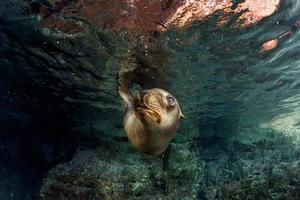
[140,90,148,98]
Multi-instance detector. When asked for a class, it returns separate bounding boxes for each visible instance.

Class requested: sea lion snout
[140,90,149,98]
[134,90,162,124]
[134,88,184,125]
[137,90,150,107]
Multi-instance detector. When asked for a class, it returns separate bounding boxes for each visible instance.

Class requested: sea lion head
[119,86,184,155]
[134,88,184,129]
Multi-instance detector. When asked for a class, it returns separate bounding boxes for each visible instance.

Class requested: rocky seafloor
[40,127,300,200]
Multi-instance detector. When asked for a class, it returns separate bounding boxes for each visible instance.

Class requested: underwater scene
[1,0,300,199]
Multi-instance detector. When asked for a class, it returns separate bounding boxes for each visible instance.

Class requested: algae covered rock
[40,138,202,200]
[197,130,300,200]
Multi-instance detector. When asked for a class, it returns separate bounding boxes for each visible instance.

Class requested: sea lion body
[118,87,184,155]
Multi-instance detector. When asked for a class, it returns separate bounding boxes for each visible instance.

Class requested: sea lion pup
[118,86,184,155]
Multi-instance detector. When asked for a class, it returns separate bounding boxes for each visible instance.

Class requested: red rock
[33,0,281,34]
[233,0,280,27]
[259,31,292,53]
[259,39,278,53]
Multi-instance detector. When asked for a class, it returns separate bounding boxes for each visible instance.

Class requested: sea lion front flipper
[117,54,137,108]
[118,86,134,108]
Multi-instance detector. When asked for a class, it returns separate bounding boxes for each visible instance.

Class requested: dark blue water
[1,0,300,199]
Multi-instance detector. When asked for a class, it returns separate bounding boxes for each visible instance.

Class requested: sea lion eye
[167,96,175,107]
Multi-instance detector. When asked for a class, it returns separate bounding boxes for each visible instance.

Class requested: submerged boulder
[40,128,300,200]
[40,139,202,199]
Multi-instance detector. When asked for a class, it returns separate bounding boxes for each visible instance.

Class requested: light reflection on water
[161,14,300,140]
[0,1,299,150]
[1,0,300,144]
